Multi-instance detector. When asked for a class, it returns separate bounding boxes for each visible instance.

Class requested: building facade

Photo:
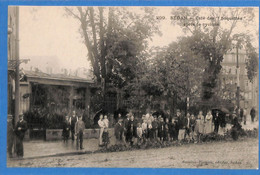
[220,49,259,111]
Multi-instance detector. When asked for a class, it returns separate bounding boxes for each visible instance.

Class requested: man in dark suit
[15,114,28,158]
[184,113,191,141]
[250,107,256,123]
[174,109,182,140]
[70,110,78,142]
[239,108,244,123]
[114,119,124,144]
[213,111,220,133]
[123,114,131,143]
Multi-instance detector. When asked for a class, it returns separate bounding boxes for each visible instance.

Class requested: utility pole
[14,6,20,126]
[187,66,190,113]
[236,44,240,117]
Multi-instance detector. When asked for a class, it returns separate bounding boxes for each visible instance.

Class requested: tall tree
[65,7,160,90]
[139,36,206,113]
[171,7,258,100]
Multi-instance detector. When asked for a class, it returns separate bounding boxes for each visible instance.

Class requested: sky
[18,6,259,75]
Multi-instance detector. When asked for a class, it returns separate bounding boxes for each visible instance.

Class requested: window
[245,80,249,87]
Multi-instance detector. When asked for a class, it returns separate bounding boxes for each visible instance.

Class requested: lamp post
[236,44,240,117]
[14,6,20,126]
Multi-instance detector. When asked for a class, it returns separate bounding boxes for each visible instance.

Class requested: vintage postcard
[3,3,259,171]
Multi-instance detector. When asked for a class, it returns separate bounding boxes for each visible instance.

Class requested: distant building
[220,49,259,110]
[19,70,94,115]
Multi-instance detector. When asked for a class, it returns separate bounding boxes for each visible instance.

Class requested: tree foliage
[65,7,161,90]
[136,36,207,112]
[171,7,258,99]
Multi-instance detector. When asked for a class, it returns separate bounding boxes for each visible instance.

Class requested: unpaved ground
[7,138,258,169]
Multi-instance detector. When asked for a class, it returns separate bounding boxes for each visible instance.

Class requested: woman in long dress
[98,114,105,146]
[196,110,205,134]
[204,110,213,134]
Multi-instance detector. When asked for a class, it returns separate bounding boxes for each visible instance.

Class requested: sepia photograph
[6,6,259,169]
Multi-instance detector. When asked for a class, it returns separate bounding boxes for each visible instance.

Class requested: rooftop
[22,70,94,84]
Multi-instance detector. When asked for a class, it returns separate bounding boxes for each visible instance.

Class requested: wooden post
[69,86,74,114]
[28,82,32,111]
[14,6,20,127]
[13,6,20,157]
[85,86,90,118]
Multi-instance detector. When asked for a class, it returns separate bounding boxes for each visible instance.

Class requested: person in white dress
[196,110,205,134]
[205,110,213,134]
[103,115,109,128]
[98,114,105,145]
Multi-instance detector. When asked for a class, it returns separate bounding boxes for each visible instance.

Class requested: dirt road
[8,138,258,169]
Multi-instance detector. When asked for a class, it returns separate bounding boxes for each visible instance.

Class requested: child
[75,116,85,150]
[62,115,70,143]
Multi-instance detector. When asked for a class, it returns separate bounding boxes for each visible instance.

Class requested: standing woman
[98,114,105,146]
[196,110,205,133]
[195,110,205,142]
[205,110,213,134]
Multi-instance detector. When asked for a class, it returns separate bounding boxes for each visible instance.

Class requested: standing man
[7,115,15,158]
[213,111,220,133]
[250,107,256,123]
[184,113,191,141]
[70,110,78,142]
[123,113,131,143]
[175,109,182,141]
[75,116,85,150]
[243,108,247,125]
[114,119,124,144]
[240,108,244,123]
[14,114,28,158]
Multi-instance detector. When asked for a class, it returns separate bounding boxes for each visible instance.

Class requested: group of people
[7,106,256,158]
[97,114,110,146]
[239,107,257,125]
[111,109,226,146]
[62,110,85,150]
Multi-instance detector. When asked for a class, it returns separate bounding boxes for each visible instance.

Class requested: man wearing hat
[123,113,131,143]
[14,113,28,158]
[114,118,124,144]
[174,109,182,140]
